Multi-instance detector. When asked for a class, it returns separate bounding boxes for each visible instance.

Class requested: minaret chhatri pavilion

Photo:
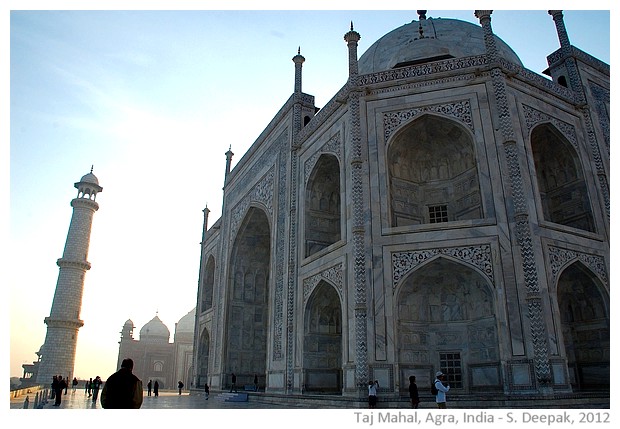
[36,168,102,384]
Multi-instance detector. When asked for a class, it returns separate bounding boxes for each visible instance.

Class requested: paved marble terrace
[10,389,315,409]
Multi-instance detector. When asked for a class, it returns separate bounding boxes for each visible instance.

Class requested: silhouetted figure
[50,376,57,400]
[53,376,67,406]
[147,380,152,396]
[153,380,159,397]
[178,381,184,395]
[100,358,143,409]
[204,383,210,400]
[92,376,102,402]
[230,373,237,392]
[408,375,419,409]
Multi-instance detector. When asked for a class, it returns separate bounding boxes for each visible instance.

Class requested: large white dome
[358,17,522,75]
[139,315,170,343]
[175,308,196,334]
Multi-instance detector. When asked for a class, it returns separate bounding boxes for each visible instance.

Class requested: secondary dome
[175,308,196,334]
[139,315,170,343]
[79,172,99,186]
[358,17,522,75]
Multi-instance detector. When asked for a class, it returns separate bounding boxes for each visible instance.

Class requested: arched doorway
[531,124,595,232]
[201,255,215,312]
[224,207,270,389]
[197,329,209,387]
[388,115,482,227]
[303,281,342,393]
[557,262,609,390]
[396,257,500,392]
[305,154,341,257]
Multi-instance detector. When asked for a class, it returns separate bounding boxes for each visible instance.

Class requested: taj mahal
[25,10,609,408]
[190,10,609,405]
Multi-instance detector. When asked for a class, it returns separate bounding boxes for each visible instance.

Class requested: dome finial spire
[350,21,354,31]
[90,165,94,173]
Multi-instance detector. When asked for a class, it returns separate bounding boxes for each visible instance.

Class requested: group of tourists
[367,371,451,409]
[83,375,103,402]
[146,379,160,396]
[45,358,144,409]
[50,375,68,406]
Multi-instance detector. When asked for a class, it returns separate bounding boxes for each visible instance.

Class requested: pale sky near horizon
[3,2,613,384]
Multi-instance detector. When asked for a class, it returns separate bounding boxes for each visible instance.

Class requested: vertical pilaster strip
[286,49,305,391]
[286,104,301,391]
[344,24,369,391]
[475,10,552,387]
[350,90,368,389]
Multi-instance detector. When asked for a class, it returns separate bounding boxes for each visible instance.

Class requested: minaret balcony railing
[56,258,91,271]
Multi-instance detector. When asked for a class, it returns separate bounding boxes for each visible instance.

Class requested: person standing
[92,376,102,403]
[408,375,419,408]
[147,380,152,396]
[230,373,237,393]
[368,380,379,408]
[178,381,184,395]
[204,383,210,400]
[72,377,78,393]
[87,377,93,397]
[434,371,450,409]
[53,376,67,406]
[100,358,143,409]
[153,380,159,397]
[253,374,259,392]
[50,376,57,400]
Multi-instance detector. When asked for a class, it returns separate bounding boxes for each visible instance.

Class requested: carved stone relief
[384,100,474,142]
[392,245,494,290]
[302,263,344,304]
[548,246,608,288]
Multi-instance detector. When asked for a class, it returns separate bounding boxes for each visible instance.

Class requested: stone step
[213,392,249,402]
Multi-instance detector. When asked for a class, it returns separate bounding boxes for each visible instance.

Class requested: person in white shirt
[368,380,379,408]
[434,371,450,408]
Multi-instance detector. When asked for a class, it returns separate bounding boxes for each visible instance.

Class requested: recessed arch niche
[224,206,270,388]
[396,257,499,392]
[531,124,595,232]
[388,114,482,227]
[557,262,609,390]
[305,154,341,257]
[303,280,342,393]
[201,255,215,312]
[197,329,210,386]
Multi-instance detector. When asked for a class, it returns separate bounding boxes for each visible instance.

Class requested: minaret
[224,145,234,179]
[344,21,361,77]
[201,203,210,242]
[36,168,102,384]
[292,47,305,94]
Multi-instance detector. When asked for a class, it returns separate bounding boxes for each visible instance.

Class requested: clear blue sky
[4,2,612,383]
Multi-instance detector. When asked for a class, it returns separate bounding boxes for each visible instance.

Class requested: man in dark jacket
[100,358,143,409]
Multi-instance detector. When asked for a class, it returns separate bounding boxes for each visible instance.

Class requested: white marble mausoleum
[191,11,610,402]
